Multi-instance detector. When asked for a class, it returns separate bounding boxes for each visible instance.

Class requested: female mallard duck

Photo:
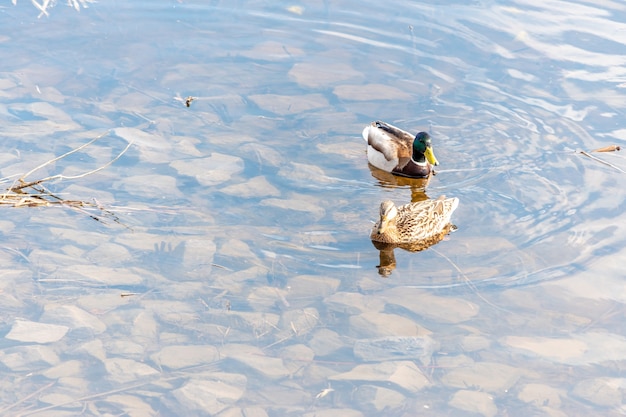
[371,196,459,248]
[362,121,439,178]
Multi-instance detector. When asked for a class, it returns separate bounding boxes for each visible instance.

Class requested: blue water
[2,1,626,416]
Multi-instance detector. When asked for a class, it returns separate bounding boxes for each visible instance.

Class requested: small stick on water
[578,150,626,173]
[17,131,108,186]
[0,381,55,414]
[120,293,139,298]
[591,145,621,153]
[1,131,134,224]
[12,132,133,191]
[211,263,233,271]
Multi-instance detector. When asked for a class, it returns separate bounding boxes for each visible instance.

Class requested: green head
[413,132,439,166]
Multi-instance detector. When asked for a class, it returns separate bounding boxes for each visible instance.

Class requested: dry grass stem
[579,150,625,173]
[1,131,132,225]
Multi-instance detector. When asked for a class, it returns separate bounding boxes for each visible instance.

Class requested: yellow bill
[424,147,439,166]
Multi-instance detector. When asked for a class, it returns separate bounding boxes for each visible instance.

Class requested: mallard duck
[371,196,459,247]
[362,121,439,178]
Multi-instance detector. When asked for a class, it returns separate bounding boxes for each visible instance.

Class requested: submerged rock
[173,373,246,414]
[5,319,68,343]
[330,360,431,393]
[572,378,624,407]
[449,390,498,417]
[353,336,437,365]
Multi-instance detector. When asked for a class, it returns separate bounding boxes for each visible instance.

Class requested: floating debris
[287,6,304,15]
[315,385,334,399]
[173,94,197,108]
[578,148,625,173]
[591,144,621,153]
[0,131,132,224]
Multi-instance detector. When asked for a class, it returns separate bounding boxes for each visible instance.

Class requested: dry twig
[574,143,623,172]
[1,131,132,224]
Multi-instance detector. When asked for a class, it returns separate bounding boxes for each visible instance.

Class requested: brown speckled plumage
[370,196,459,249]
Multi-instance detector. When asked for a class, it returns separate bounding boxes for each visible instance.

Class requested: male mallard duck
[362,121,439,178]
[371,196,459,247]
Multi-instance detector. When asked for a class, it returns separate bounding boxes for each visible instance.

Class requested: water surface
[1,1,626,416]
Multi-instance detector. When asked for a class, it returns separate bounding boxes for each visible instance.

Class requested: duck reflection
[366,163,433,202]
[370,197,459,277]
